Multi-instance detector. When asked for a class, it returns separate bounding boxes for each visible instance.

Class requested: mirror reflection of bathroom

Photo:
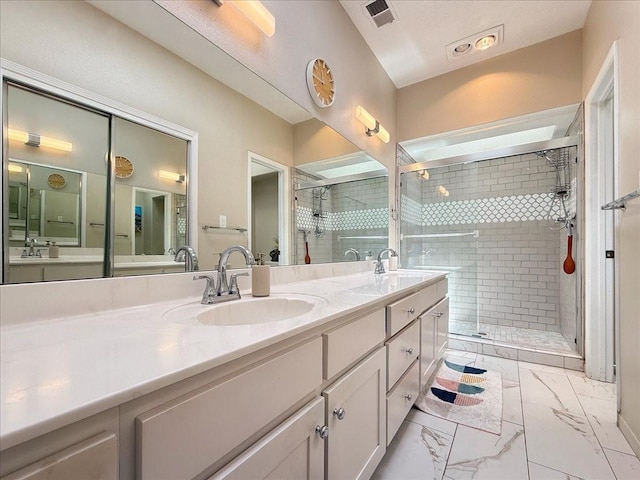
[249,154,289,265]
[294,153,388,265]
[4,81,190,282]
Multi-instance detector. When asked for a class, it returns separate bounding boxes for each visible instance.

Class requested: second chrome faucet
[194,245,255,304]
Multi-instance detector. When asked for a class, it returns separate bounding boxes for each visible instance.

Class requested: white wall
[582,0,640,456]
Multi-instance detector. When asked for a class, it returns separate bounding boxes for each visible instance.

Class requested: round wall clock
[115,155,134,179]
[47,173,66,189]
[306,58,335,108]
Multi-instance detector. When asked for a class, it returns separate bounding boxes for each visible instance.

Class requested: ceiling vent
[362,0,397,28]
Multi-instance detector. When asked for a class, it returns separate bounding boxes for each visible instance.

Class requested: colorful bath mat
[414,360,503,434]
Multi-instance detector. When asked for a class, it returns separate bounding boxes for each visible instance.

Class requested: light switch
[219,215,227,228]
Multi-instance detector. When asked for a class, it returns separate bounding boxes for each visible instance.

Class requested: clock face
[306,58,335,108]
[47,173,66,189]
[115,156,134,179]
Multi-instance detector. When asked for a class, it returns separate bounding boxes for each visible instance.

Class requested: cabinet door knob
[404,394,413,401]
[315,425,329,439]
[404,307,415,314]
[333,407,346,420]
[433,311,443,318]
[402,347,414,355]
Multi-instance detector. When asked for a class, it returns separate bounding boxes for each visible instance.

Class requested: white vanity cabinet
[0,273,449,480]
[420,283,450,389]
[385,278,449,445]
[323,348,386,480]
[209,398,326,480]
[1,433,117,480]
[135,338,323,480]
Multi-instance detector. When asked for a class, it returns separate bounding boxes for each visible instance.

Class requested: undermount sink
[165,294,326,326]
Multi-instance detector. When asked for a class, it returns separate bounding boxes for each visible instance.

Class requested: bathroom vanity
[0,266,448,480]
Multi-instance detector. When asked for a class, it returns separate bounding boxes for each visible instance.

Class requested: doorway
[248,152,290,265]
[585,42,619,384]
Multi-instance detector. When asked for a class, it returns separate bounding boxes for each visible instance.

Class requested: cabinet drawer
[386,285,437,337]
[2,432,117,480]
[386,320,420,391]
[136,338,323,480]
[436,278,448,300]
[209,398,325,480]
[386,360,419,446]
[323,309,385,380]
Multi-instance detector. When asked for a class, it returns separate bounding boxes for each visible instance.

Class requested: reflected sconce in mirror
[212,0,275,37]
[159,170,185,183]
[8,164,23,173]
[8,128,73,152]
[438,185,450,197]
[355,106,390,143]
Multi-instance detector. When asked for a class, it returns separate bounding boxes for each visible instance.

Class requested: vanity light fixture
[355,105,390,143]
[213,0,275,37]
[8,164,23,173]
[8,128,73,152]
[159,170,185,183]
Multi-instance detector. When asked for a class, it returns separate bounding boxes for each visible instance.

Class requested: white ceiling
[340,0,592,88]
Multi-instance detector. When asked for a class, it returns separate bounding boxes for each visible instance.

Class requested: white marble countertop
[0,269,446,449]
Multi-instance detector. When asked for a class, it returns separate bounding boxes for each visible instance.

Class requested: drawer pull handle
[404,307,415,314]
[315,425,329,439]
[402,347,414,355]
[404,394,413,401]
[333,407,346,420]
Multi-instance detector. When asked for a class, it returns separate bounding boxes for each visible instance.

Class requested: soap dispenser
[49,241,59,259]
[252,254,270,297]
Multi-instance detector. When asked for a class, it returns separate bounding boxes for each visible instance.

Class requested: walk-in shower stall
[398,141,582,357]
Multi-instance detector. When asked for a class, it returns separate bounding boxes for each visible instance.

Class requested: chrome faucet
[344,248,361,261]
[193,245,255,305]
[21,238,41,258]
[216,245,255,295]
[174,245,199,272]
[375,248,398,275]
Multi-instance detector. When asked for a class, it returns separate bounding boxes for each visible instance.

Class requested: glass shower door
[399,162,481,337]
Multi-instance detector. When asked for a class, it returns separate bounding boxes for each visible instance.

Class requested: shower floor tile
[449,321,576,354]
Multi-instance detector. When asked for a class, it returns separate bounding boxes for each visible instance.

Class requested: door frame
[584,41,619,384]
[247,152,290,265]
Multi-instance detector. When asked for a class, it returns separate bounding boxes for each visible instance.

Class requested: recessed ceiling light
[445,25,503,62]
[475,35,497,50]
[453,43,472,55]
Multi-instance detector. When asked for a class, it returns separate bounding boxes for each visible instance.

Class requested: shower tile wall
[294,170,388,264]
[402,152,576,334]
[330,177,388,262]
[294,170,332,264]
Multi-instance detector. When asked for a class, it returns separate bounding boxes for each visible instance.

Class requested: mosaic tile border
[400,192,573,226]
[296,206,388,231]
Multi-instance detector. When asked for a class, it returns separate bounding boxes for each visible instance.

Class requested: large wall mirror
[3,82,190,283]
[1,0,388,283]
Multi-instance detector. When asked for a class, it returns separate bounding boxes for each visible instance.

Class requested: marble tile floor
[372,349,639,480]
[449,321,576,355]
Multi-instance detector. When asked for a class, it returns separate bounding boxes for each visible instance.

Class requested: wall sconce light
[417,169,429,180]
[159,170,185,183]
[213,0,275,37]
[8,164,23,173]
[438,185,450,197]
[8,128,73,152]
[355,105,390,143]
